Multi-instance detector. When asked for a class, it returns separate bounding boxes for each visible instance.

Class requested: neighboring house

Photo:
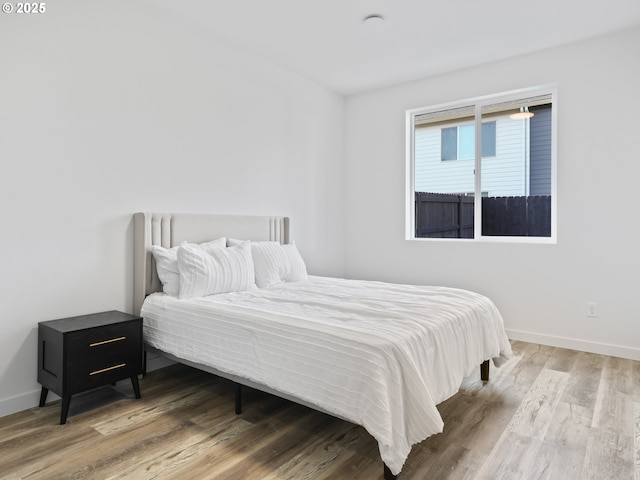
[414,104,551,197]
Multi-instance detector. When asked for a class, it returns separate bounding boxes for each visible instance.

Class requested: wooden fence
[482,195,551,237]
[414,192,474,238]
[415,192,551,238]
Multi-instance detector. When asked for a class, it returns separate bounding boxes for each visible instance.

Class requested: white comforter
[141,276,511,475]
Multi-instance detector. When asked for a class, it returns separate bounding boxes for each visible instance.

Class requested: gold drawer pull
[90,336,126,347]
[90,363,126,375]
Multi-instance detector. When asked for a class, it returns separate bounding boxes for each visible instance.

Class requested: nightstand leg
[131,376,141,399]
[60,395,71,425]
[39,387,48,407]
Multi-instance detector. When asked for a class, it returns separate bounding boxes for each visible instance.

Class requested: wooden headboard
[133,212,290,315]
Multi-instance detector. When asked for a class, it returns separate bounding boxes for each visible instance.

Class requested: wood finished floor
[1,340,639,480]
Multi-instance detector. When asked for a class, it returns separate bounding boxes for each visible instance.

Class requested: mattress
[141,276,512,475]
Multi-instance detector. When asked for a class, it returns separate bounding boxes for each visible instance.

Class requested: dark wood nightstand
[37,310,143,424]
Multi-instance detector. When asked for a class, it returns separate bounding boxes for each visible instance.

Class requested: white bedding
[141,276,512,475]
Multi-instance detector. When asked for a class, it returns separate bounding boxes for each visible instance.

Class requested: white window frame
[405,84,557,243]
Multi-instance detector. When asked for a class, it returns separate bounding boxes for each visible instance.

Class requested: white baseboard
[146,351,175,371]
[0,389,51,418]
[506,329,640,361]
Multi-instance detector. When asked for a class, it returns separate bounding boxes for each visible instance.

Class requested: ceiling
[146,0,640,96]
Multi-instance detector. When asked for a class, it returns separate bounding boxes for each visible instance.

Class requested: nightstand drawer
[66,349,142,394]
[66,321,141,362]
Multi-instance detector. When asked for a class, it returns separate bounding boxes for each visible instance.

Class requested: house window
[441,127,458,161]
[407,85,556,242]
[441,122,496,161]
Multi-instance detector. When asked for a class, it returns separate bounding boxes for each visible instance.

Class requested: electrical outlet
[586,302,598,318]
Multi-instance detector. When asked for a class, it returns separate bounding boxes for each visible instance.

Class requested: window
[441,127,458,161]
[407,86,556,241]
[481,122,496,157]
[441,122,496,161]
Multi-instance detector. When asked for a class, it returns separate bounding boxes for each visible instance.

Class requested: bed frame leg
[235,383,242,414]
[383,463,397,480]
[481,359,490,381]
[142,349,147,378]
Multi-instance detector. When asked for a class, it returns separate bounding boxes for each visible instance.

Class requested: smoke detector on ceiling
[363,14,384,25]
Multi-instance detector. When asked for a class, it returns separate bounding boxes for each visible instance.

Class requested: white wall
[0,1,345,416]
[345,27,640,360]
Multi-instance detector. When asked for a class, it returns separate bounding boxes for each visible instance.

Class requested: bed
[133,212,512,479]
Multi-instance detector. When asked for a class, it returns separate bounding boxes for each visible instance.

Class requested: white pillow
[150,237,226,296]
[177,242,255,299]
[226,238,245,248]
[281,243,308,282]
[227,239,308,287]
[250,241,287,288]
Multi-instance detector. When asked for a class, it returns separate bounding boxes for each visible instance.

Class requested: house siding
[529,105,552,195]
[414,117,529,196]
